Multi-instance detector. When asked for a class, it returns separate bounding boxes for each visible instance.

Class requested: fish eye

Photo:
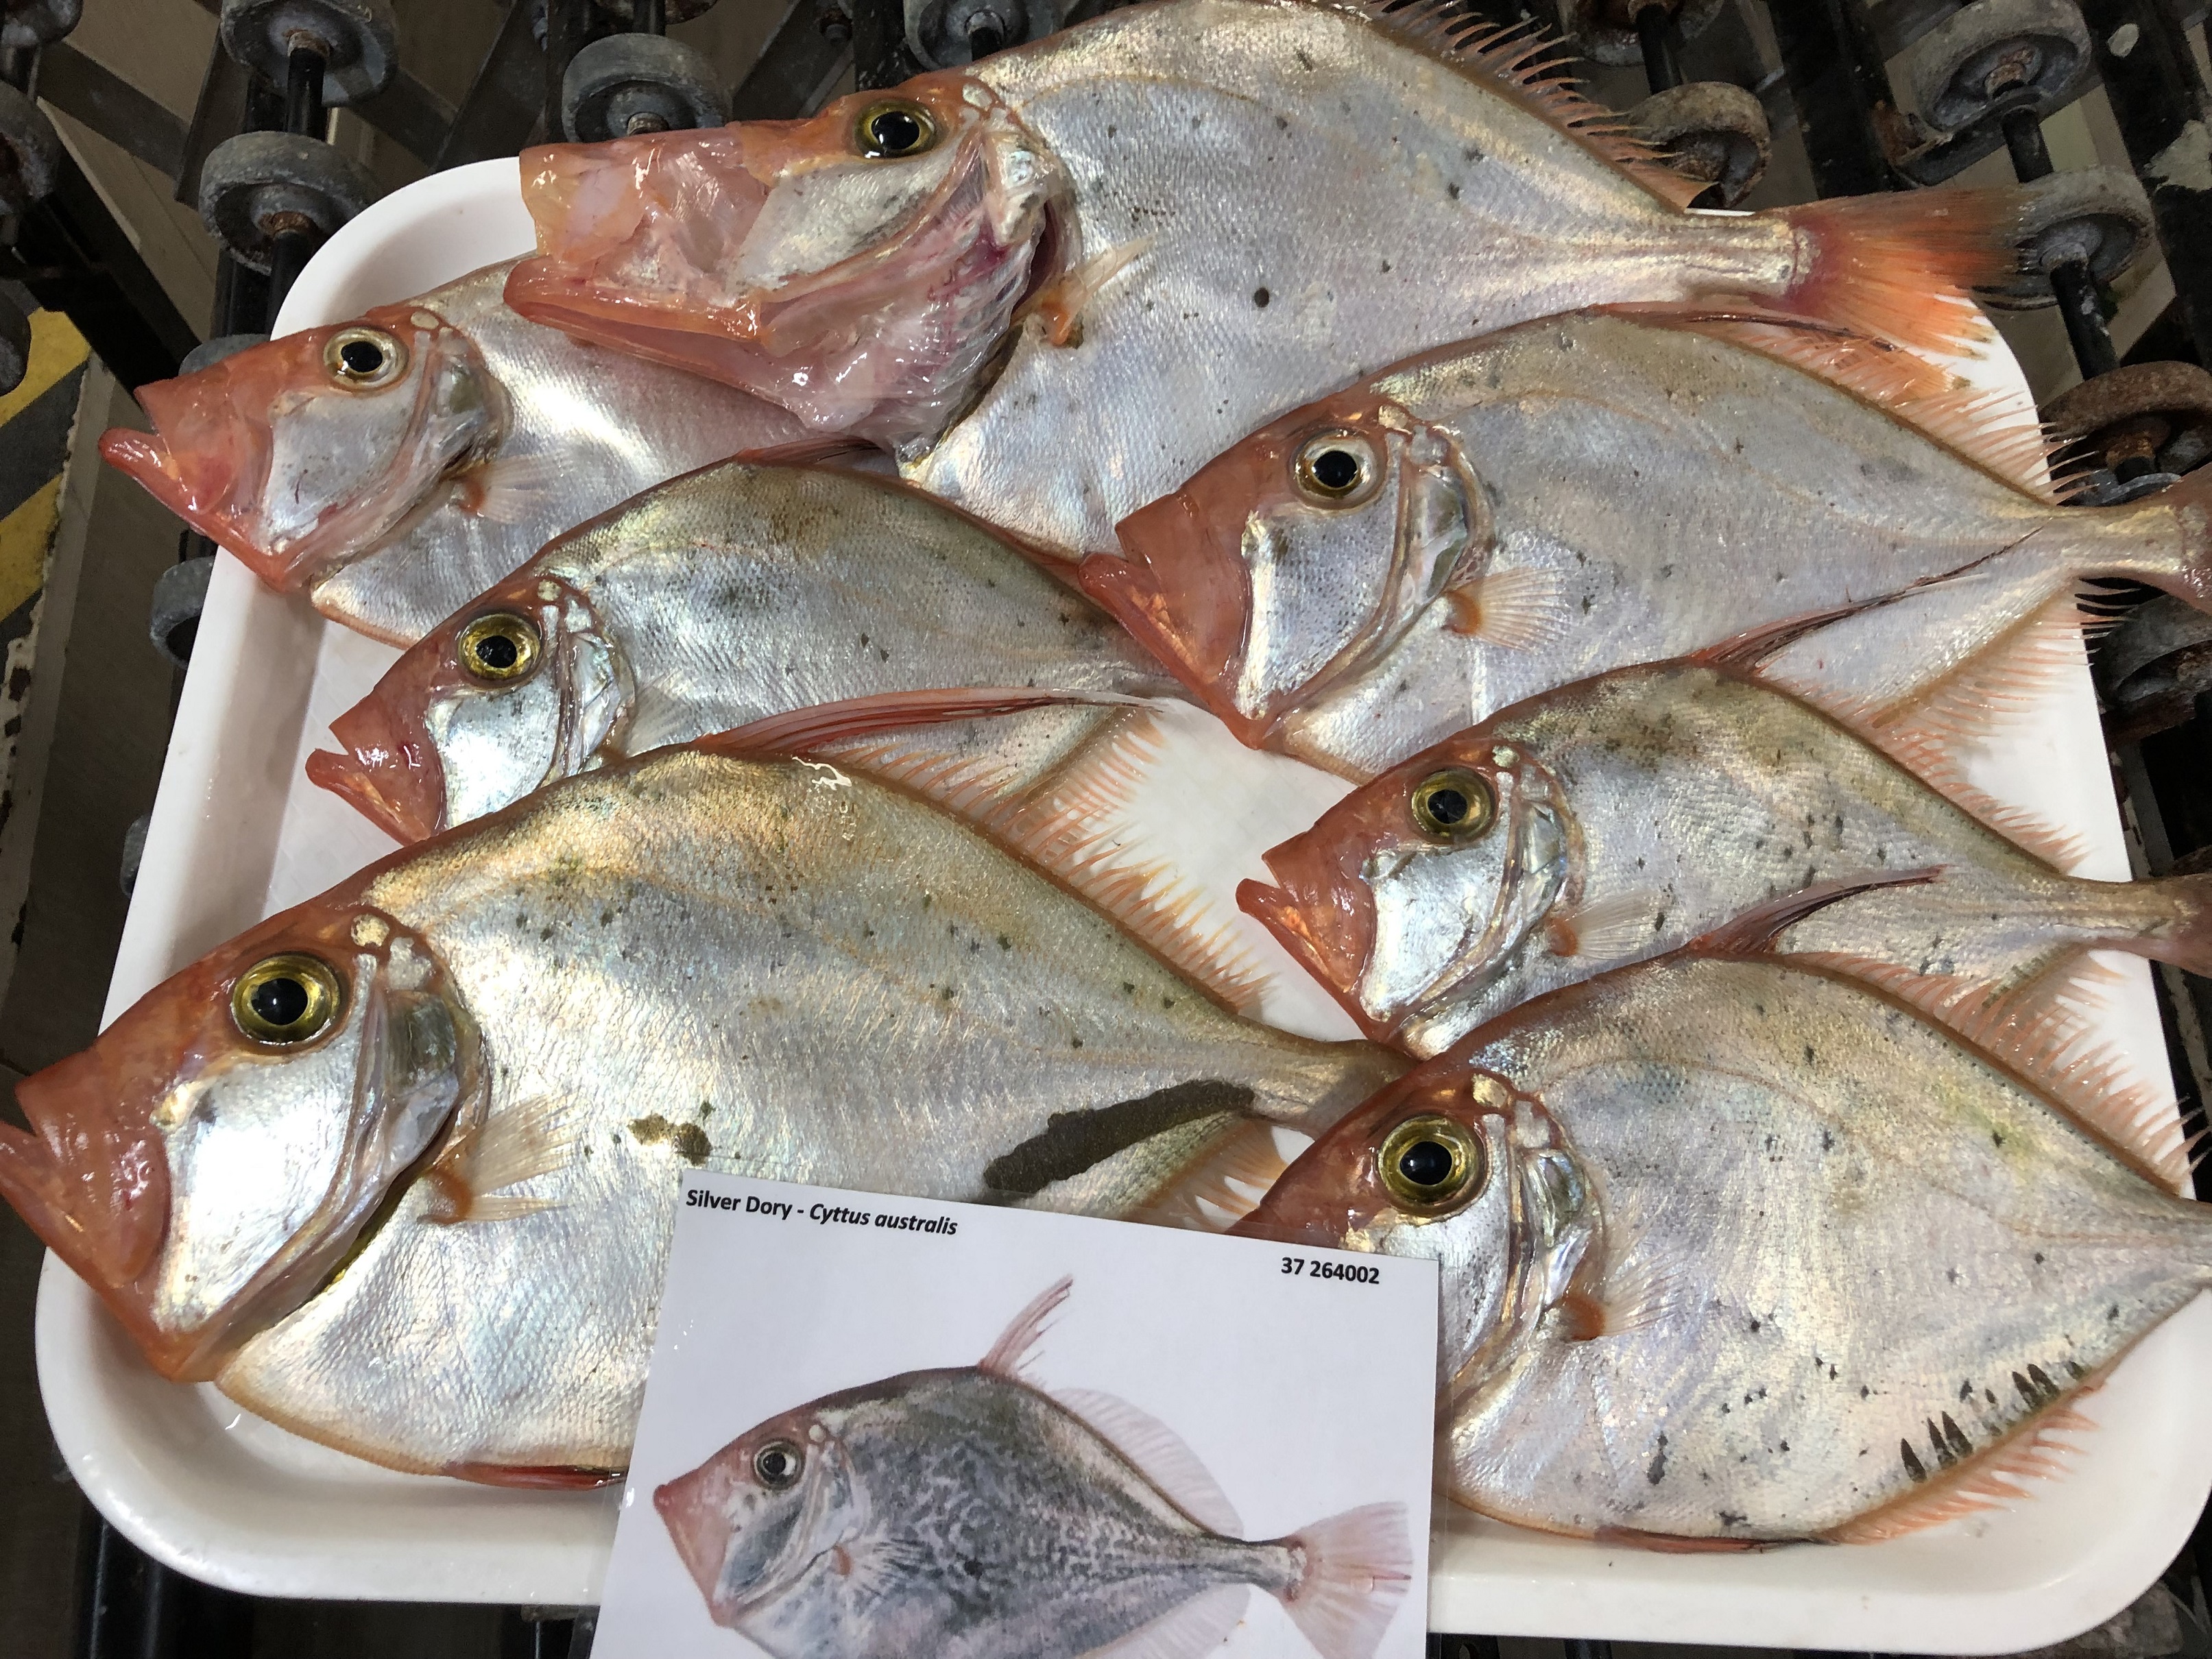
[856,99,936,159]
[456,613,542,684]
[230,954,344,1047]
[754,1440,804,1489]
[1409,768,1496,840]
[1292,431,1379,506]
[1375,1114,1486,1217]
[324,327,406,389]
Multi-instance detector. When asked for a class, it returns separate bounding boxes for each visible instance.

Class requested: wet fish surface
[1085,311,2212,779]
[657,1276,1412,1659]
[504,0,2028,559]
[100,260,810,644]
[0,748,1400,1478]
[308,459,1182,841]
[1240,662,2212,1058]
[1234,952,2211,1542]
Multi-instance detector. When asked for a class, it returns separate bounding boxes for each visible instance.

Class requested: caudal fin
[1271,1501,1412,1659]
[1771,186,2032,356]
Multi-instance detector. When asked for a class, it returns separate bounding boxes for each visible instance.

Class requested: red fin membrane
[1770,189,2033,357]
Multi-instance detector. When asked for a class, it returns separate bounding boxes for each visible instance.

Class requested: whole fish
[1232,951,2212,1544]
[307,459,1181,842]
[501,0,2032,559]
[657,1276,1411,1659]
[1240,662,2212,1078]
[1083,309,2212,779]
[0,747,1399,1479]
[99,259,810,644]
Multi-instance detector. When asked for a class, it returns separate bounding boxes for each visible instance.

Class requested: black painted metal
[731,0,856,119]
[435,0,553,168]
[853,0,919,89]
[35,42,190,176]
[1766,0,1901,195]
[545,0,597,137]
[1635,0,1684,90]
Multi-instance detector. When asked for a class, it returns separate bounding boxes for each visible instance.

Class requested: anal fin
[1087,1583,1250,1659]
[1825,1403,2097,1543]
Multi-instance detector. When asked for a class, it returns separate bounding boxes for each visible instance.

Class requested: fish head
[0,897,476,1381]
[1241,736,1571,1043]
[308,574,628,842]
[99,308,505,590]
[1090,391,1491,745]
[1235,1055,1593,1389]
[658,1403,867,1627]
[504,77,1065,450]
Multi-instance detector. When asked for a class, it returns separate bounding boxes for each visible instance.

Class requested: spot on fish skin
[1993,1130,2006,1148]
[540,925,554,941]
[1938,1414,1971,1459]
[2065,1359,2087,1379]
[1947,1267,1959,1284]
[1959,1380,1974,1402]
[671,1124,710,1165]
[1861,1385,1871,1398]
[2108,1303,2121,1321]
[1900,1441,1928,1481]
[1253,287,1271,308]
[1447,182,1460,199]
[1647,1433,1668,1484]
[1295,47,1314,69]
[1926,1421,1958,1470]
[2028,1363,2058,1398]
[2033,1252,2045,1264]
[1748,1316,1761,1333]
[998,934,1011,950]
[629,1114,673,1146]
[1820,1129,1835,1151]
[1717,1510,1746,1528]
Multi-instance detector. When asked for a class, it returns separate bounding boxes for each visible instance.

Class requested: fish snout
[1090,495,1260,742]
[656,1462,739,1616]
[311,692,448,843]
[1241,836,1380,1028]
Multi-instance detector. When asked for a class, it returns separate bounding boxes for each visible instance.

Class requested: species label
[595,1173,1439,1658]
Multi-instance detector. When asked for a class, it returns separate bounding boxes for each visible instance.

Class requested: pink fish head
[1087,386,1493,750]
[504,75,1066,449]
[99,307,505,592]
[1238,733,1570,1045]
[658,1403,859,1627]
[0,891,475,1380]
[309,572,625,843]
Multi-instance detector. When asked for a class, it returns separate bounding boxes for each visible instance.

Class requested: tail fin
[2134,464,2212,611]
[1270,1501,1412,1659]
[2141,870,2212,977]
[1771,186,2031,356]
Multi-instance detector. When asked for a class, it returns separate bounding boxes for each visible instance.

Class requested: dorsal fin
[1824,1401,2097,1542]
[1050,1386,1243,1534]
[1343,3,1707,209]
[1786,952,2190,1190]
[1625,308,2070,503]
[816,707,1272,1015]
[980,1275,1073,1379]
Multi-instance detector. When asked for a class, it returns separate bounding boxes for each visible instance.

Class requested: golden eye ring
[855,99,937,159]
[1409,768,1496,840]
[754,1439,804,1489]
[324,326,407,389]
[1376,1113,1487,1217]
[1292,431,1380,507]
[231,954,345,1047]
[456,612,542,684]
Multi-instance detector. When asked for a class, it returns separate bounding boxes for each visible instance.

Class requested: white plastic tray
[36,158,2212,1647]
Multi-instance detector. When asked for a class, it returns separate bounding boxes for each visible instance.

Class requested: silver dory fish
[308,459,1181,842]
[1236,951,2212,1543]
[0,747,1401,1479]
[656,1276,1412,1659]
[99,259,809,644]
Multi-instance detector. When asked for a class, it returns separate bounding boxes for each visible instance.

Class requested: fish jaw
[505,80,1063,450]
[0,891,470,1381]
[656,1451,748,1620]
[101,311,502,591]
[1239,829,1382,1041]
[310,693,448,844]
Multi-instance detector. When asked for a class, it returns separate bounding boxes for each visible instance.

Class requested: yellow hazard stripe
[0,475,64,622]
[0,309,91,426]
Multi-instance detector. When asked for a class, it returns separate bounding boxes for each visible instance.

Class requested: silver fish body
[1246,663,2212,1057]
[656,1281,1411,1659]
[1238,955,2212,1542]
[312,461,1182,840]
[69,749,1398,1477]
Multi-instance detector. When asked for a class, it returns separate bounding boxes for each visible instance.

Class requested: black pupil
[870,110,923,153]
[1425,786,1469,826]
[474,632,520,671]
[762,1450,791,1478]
[339,339,385,377]
[1311,448,1361,492]
[1397,1138,1456,1190]
[250,976,309,1030]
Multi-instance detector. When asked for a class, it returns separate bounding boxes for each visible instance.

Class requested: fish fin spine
[703,688,1129,759]
[1824,1403,2097,1543]
[1688,871,1940,959]
[1771,187,2036,356]
[1788,952,2190,1190]
[1443,566,1571,649]
[1124,1116,1298,1233]
[981,1275,1073,1379]
[1343,4,1707,209]
[1626,308,2069,502]
[1050,1385,1244,1534]
[1272,1501,1414,1659]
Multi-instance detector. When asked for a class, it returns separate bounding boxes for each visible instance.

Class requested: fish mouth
[311,688,448,844]
[101,373,301,588]
[656,1464,737,1616]
[1085,496,1263,744]
[1239,834,1382,1037]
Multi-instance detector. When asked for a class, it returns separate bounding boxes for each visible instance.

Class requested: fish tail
[2133,871,2212,980]
[2111,463,2212,611]
[1270,1501,1413,1659]
[1768,186,2035,356]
